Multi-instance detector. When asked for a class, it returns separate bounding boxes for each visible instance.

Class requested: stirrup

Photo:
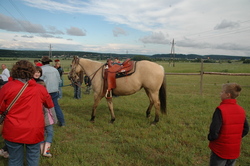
[105,90,112,99]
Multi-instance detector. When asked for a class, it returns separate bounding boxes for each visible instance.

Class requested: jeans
[58,86,63,99]
[210,151,236,166]
[58,80,63,99]
[5,140,40,166]
[73,81,82,99]
[50,92,65,126]
[44,125,53,143]
[84,86,91,94]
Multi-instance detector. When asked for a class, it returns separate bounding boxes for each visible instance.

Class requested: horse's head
[68,56,85,83]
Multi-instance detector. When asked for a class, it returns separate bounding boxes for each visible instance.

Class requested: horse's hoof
[150,121,157,126]
[109,119,115,124]
[90,119,95,123]
[90,116,95,122]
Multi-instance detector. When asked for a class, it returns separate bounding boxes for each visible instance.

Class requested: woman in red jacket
[0,60,54,166]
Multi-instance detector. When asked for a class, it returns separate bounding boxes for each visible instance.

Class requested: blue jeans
[58,80,63,99]
[58,86,63,99]
[44,125,53,143]
[5,140,40,166]
[73,82,82,99]
[50,92,65,126]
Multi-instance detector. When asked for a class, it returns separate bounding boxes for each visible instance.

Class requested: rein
[81,63,105,83]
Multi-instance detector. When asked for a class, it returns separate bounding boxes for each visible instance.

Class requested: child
[208,83,249,166]
[73,71,83,99]
[113,57,121,64]
[34,66,58,157]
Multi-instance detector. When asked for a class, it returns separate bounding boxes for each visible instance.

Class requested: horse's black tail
[159,74,167,114]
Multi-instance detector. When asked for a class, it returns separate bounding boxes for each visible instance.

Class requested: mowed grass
[0,60,250,166]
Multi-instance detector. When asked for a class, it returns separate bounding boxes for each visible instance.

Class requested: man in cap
[40,56,65,126]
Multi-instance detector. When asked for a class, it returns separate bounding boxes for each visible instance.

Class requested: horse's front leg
[106,98,115,123]
[146,102,154,118]
[90,95,102,122]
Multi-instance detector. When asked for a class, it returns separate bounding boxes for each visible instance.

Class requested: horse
[68,56,167,124]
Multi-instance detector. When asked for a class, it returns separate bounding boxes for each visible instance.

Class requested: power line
[0,0,50,50]
[8,0,49,45]
[184,20,250,38]
[8,0,29,21]
[190,26,250,41]
[0,3,26,32]
[6,0,69,52]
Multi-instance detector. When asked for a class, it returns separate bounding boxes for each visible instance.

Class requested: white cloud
[140,32,169,44]
[214,20,240,30]
[66,27,86,36]
[47,26,64,35]
[0,13,83,38]
[0,13,46,33]
[21,35,34,38]
[113,27,128,37]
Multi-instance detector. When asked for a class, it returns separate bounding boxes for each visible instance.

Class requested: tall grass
[0,60,250,166]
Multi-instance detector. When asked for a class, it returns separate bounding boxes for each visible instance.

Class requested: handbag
[0,82,29,134]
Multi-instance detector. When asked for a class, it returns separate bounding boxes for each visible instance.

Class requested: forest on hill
[0,49,249,61]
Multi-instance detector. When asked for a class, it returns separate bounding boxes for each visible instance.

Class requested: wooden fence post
[200,59,204,95]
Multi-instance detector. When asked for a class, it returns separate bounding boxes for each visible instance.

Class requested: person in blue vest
[208,83,249,166]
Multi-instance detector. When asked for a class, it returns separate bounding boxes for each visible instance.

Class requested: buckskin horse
[68,56,167,124]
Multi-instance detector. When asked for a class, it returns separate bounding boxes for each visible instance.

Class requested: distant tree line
[0,49,249,62]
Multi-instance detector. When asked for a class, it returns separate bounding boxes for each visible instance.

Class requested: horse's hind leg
[106,98,115,123]
[145,89,154,118]
[152,93,161,125]
[145,89,160,125]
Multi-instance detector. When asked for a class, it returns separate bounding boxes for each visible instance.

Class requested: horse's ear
[72,56,79,63]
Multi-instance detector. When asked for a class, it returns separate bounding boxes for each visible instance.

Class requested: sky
[0,0,250,56]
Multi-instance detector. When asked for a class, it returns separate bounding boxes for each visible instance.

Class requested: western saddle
[104,58,135,98]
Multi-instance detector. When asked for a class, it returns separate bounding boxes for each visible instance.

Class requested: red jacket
[35,62,43,66]
[0,78,54,144]
[209,99,246,159]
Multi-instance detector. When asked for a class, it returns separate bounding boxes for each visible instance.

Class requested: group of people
[0,56,65,165]
[0,56,93,165]
[0,56,249,166]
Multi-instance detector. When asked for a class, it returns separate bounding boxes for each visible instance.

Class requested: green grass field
[0,59,250,166]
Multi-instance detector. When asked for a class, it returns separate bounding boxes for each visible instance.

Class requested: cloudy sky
[0,0,249,56]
